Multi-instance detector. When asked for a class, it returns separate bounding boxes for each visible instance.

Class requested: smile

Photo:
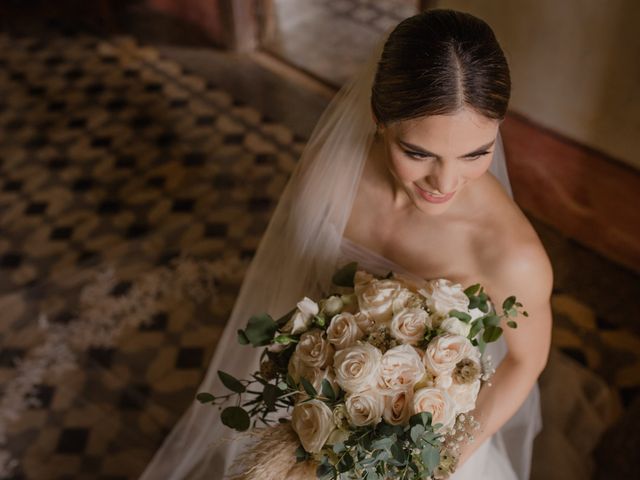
[414,184,456,204]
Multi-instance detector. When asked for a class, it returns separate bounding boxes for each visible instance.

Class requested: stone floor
[0,3,638,480]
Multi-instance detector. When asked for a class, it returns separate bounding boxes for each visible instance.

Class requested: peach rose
[291,399,335,453]
[378,344,425,395]
[413,387,456,431]
[334,342,382,393]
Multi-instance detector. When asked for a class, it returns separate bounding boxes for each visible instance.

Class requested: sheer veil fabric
[139,33,540,480]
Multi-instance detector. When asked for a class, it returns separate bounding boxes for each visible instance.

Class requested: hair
[371,9,511,125]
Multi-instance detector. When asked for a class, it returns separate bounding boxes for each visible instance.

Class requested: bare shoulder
[475,175,554,302]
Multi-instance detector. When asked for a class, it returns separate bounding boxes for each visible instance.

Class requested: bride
[140,9,551,480]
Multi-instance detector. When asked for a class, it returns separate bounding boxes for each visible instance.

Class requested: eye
[403,150,432,160]
[465,150,492,161]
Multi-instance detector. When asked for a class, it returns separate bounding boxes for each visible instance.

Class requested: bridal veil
[139,26,534,480]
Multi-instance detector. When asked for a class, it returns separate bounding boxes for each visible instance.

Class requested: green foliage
[195,392,215,403]
[242,313,278,347]
[236,329,249,345]
[218,371,245,393]
[221,406,250,431]
[332,262,358,287]
[448,309,472,323]
[300,376,317,397]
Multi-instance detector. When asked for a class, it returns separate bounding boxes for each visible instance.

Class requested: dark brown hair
[371,9,510,125]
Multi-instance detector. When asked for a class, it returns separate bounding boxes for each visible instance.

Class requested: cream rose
[447,379,481,414]
[440,317,471,337]
[334,342,382,393]
[420,279,469,317]
[383,389,413,425]
[327,312,364,350]
[392,288,425,315]
[296,329,334,369]
[354,311,375,334]
[345,389,384,427]
[390,308,429,345]
[283,297,319,335]
[423,334,474,376]
[378,344,425,395]
[356,278,403,325]
[291,399,335,453]
[413,387,456,431]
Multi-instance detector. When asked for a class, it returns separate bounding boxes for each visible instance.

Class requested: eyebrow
[398,139,496,158]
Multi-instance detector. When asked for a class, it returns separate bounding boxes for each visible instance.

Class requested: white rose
[377,344,425,395]
[390,308,429,345]
[447,379,481,414]
[345,389,384,427]
[423,334,474,376]
[420,279,469,317]
[291,399,335,453]
[327,312,365,350]
[356,278,403,325]
[392,288,427,315]
[383,389,413,425]
[296,329,334,369]
[323,295,344,317]
[334,342,382,393]
[413,387,456,431]
[440,317,471,337]
[283,297,319,335]
[354,311,375,334]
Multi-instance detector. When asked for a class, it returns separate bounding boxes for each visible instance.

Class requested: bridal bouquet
[198,263,526,479]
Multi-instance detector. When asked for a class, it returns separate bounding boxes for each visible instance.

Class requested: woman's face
[379,107,500,215]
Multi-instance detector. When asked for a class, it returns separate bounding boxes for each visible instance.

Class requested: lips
[414,184,455,204]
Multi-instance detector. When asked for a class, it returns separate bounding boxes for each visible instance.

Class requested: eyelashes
[403,150,492,161]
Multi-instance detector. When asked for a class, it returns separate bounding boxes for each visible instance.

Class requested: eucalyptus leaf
[218,370,245,393]
[448,309,472,323]
[410,424,425,444]
[464,284,481,297]
[300,377,317,397]
[195,392,215,403]
[245,313,277,347]
[421,445,440,473]
[332,262,358,287]
[468,321,482,340]
[321,378,336,401]
[371,436,396,450]
[507,320,518,329]
[333,442,346,454]
[481,314,500,328]
[502,296,516,311]
[236,329,249,345]
[483,325,503,343]
[220,406,250,431]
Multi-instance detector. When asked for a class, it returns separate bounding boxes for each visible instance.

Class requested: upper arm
[487,239,554,374]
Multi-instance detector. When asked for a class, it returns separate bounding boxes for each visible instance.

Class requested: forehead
[390,108,500,151]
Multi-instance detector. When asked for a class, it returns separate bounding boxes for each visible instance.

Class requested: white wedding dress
[138,24,598,480]
[338,237,542,480]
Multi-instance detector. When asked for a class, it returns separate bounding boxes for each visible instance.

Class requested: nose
[427,159,458,194]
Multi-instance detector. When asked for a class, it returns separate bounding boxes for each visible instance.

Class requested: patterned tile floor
[0,17,638,480]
